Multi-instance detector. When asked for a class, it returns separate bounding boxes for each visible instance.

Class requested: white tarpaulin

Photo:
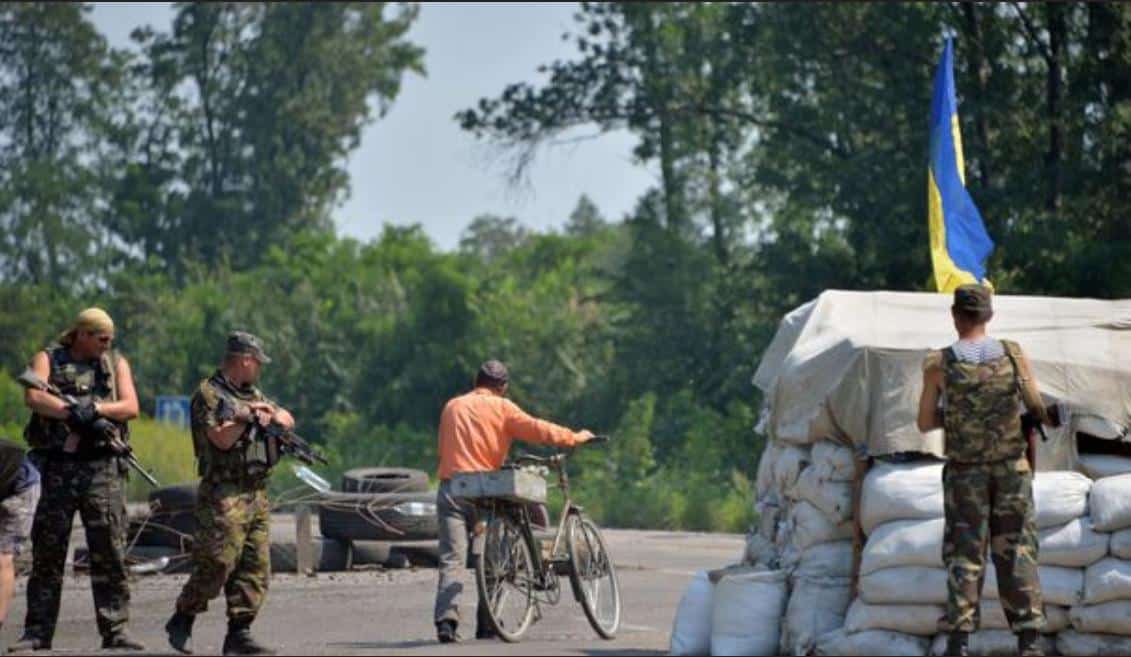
[753,290,1131,459]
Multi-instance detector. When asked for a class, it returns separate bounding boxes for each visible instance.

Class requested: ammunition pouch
[242,425,281,480]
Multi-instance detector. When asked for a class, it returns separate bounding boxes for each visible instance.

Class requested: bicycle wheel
[475,513,537,642]
[566,514,621,639]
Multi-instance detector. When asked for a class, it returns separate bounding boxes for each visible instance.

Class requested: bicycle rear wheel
[566,514,621,639]
[475,513,536,642]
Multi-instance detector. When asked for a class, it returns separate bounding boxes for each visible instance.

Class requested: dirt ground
[3,529,744,656]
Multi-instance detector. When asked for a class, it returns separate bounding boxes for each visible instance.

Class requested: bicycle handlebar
[508,434,611,469]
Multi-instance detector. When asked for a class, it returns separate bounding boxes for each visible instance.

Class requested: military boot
[436,620,460,644]
[102,629,145,651]
[945,631,969,657]
[7,633,51,652]
[165,611,195,654]
[222,620,275,656]
[1018,629,1045,657]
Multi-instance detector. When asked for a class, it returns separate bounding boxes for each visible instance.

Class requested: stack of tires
[318,467,440,569]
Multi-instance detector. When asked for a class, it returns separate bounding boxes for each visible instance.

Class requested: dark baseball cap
[477,359,508,386]
[226,331,271,363]
[953,284,993,318]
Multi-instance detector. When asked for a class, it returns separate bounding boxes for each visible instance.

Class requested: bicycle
[469,435,621,642]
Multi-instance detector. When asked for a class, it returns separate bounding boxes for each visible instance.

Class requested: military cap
[226,331,271,363]
[953,284,993,318]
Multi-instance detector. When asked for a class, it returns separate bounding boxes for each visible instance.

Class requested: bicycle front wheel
[475,513,536,642]
[566,514,621,639]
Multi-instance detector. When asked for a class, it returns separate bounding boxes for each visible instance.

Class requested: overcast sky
[89,2,656,251]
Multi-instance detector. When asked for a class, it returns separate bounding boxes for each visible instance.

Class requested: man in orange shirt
[433,360,593,643]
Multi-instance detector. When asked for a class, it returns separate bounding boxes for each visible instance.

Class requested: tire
[318,491,438,542]
[474,513,536,642]
[341,468,430,494]
[350,540,393,566]
[566,514,621,639]
[270,538,353,573]
[125,545,193,574]
[134,484,200,550]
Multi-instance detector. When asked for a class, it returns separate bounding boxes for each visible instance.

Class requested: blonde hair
[58,307,115,346]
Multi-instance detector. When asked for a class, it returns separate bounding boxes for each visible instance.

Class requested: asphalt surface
[3,529,744,656]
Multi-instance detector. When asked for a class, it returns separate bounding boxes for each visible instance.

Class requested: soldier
[16,307,144,651]
[0,439,41,653]
[165,331,294,656]
[917,285,1060,657]
[433,360,593,643]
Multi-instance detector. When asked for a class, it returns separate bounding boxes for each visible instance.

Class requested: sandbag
[787,500,854,552]
[814,628,929,657]
[756,443,777,498]
[929,630,1055,657]
[983,563,1083,607]
[795,540,854,579]
[1033,470,1092,529]
[1111,528,1131,560]
[860,518,944,576]
[670,571,713,656]
[1085,558,1131,605]
[710,569,787,656]
[1069,601,1131,636]
[1078,454,1131,480]
[860,460,944,535]
[1091,474,1131,532]
[781,576,852,657]
[811,440,856,483]
[756,497,781,542]
[859,567,949,605]
[744,533,775,567]
[843,599,943,636]
[774,445,811,493]
[1057,630,1131,656]
[1039,517,1109,568]
[789,466,853,522]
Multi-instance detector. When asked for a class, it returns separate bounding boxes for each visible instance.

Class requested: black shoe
[165,612,195,655]
[474,624,497,640]
[945,631,970,657]
[1018,629,1045,657]
[102,630,145,651]
[436,620,460,644]
[222,626,275,656]
[7,634,51,652]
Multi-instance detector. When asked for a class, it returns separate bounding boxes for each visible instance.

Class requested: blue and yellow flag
[928,38,994,292]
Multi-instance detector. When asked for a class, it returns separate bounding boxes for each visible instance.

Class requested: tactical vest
[24,345,119,454]
[942,339,1026,464]
[192,372,278,484]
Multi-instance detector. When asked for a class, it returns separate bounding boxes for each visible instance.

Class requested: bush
[126,418,198,501]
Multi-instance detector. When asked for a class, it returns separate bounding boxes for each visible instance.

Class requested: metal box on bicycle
[449,468,547,504]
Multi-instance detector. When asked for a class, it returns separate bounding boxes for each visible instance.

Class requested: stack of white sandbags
[669,567,790,657]
[834,458,1094,656]
[1060,469,1131,655]
[750,437,858,655]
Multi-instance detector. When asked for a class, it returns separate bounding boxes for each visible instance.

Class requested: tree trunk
[1045,3,1065,212]
[961,2,992,190]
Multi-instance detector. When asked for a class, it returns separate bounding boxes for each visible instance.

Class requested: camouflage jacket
[933,339,1027,464]
[190,370,273,486]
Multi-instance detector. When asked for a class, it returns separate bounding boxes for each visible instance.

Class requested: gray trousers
[433,480,490,627]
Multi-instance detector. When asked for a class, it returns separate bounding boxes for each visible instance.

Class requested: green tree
[564,194,607,237]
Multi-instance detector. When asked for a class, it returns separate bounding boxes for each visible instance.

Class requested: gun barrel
[128,456,160,487]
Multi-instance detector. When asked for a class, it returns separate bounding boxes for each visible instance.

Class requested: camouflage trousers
[176,479,270,622]
[24,455,129,640]
[943,457,1045,633]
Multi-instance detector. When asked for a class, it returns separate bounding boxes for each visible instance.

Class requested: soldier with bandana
[918,285,1060,657]
[165,331,293,656]
[15,308,144,651]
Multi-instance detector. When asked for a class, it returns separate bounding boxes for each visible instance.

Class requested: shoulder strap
[101,350,121,402]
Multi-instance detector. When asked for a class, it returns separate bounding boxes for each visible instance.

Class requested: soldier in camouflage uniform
[16,308,144,651]
[165,331,294,656]
[918,285,1060,657]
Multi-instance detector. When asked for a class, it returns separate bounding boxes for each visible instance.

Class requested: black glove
[67,399,99,426]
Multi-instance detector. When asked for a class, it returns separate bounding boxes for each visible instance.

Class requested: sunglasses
[86,331,114,344]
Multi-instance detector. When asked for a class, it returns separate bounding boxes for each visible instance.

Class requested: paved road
[4,530,744,655]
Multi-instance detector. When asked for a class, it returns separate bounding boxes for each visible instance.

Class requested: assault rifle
[17,369,160,487]
[216,397,328,467]
[247,416,328,467]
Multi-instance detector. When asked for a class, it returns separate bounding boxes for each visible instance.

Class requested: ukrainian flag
[928,37,994,292]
